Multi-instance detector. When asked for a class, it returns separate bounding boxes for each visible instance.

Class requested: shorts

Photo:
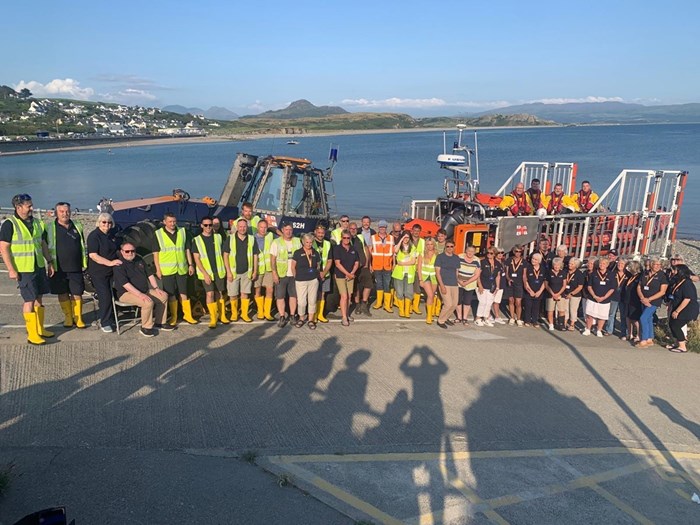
[201,276,226,294]
[503,285,524,300]
[49,270,85,296]
[493,288,504,303]
[335,275,355,296]
[17,270,51,302]
[227,272,253,296]
[458,288,475,305]
[319,276,331,294]
[254,271,274,289]
[161,273,188,297]
[585,300,611,321]
[356,267,374,290]
[275,276,297,300]
[545,297,565,312]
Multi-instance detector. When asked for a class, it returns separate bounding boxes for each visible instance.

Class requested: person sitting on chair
[112,242,172,337]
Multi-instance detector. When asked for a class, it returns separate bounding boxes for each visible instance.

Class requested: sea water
[0,123,698,236]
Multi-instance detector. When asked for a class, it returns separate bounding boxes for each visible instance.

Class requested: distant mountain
[477,101,700,124]
[243,99,349,119]
[162,105,239,120]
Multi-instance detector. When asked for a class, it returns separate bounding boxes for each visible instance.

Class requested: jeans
[639,304,657,341]
[393,276,412,300]
[374,270,392,293]
[605,300,620,334]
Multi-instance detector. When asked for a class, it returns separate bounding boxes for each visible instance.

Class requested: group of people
[498,179,599,216]
[1,194,696,352]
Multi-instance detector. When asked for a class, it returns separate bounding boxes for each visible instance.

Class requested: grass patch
[654,319,700,353]
[0,463,15,497]
[241,450,258,464]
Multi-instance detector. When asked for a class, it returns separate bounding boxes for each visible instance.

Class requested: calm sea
[1,124,698,236]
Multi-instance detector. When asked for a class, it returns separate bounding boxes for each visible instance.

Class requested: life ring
[203,196,217,207]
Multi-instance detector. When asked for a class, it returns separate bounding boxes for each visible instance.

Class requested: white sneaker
[548,324,554,331]
[485,319,495,327]
[508,318,516,326]
[582,329,591,336]
[516,320,524,327]
[596,331,604,338]
[475,319,485,327]
[493,317,506,325]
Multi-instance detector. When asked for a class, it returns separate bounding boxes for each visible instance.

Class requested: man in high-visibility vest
[153,212,198,326]
[270,222,301,327]
[370,220,395,313]
[312,223,333,323]
[253,218,276,321]
[330,215,350,245]
[47,201,87,329]
[0,194,55,345]
[349,222,373,316]
[409,223,425,314]
[192,216,227,329]
[224,218,259,322]
[234,202,261,234]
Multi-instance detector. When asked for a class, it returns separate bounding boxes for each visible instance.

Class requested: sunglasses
[340,219,349,222]
[342,236,351,240]
[100,221,113,224]
[445,245,455,248]
[514,250,523,253]
[201,223,213,227]
[122,249,135,254]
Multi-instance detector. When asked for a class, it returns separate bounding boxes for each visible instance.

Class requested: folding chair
[111,289,141,335]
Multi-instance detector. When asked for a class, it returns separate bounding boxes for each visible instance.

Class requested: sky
[4,1,699,116]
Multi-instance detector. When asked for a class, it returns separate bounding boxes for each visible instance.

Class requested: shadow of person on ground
[649,395,700,440]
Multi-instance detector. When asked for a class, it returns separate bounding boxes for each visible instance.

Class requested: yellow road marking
[589,484,654,525]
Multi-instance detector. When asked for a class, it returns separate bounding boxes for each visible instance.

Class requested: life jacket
[547,192,564,214]
[578,190,594,212]
[527,188,542,210]
[510,191,532,216]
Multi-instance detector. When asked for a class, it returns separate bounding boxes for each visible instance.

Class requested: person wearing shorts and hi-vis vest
[153,212,198,326]
[270,222,302,327]
[47,201,88,329]
[224,218,259,323]
[0,194,55,345]
[253,219,276,321]
[192,216,227,329]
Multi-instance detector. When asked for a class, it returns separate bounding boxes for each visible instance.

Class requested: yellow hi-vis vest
[313,238,331,269]
[330,227,343,244]
[421,253,437,282]
[273,237,301,277]
[256,232,274,273]
[194,233,225,280]
[155,227,188,276]
[8,216,45,272]
[228,233,255,277]
[391,249,417,284]
[47,220,87,269]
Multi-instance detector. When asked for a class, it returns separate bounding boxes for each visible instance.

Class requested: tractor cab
[218,153,333,234]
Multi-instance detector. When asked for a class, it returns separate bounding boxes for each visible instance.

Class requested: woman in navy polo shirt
[522,252,546,327]
[636,257,668,347]
[666,264,699,353]
[545,257,567,331]
[622,260,643,343]
[583,258,616,336]
[563,257,585,331]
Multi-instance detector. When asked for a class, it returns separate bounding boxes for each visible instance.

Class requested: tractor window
[286,171,306,215]
[258,166,284,212]
[308,170,325,217]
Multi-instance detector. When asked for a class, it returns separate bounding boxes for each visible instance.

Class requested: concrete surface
[0,268,699,524]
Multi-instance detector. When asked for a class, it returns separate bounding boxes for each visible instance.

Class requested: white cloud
[100,89,158,104]
[14,78,94,99]
[340,97,511,111]
[529,96,624,104]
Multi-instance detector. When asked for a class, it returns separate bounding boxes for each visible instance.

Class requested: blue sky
[5,1,699,116]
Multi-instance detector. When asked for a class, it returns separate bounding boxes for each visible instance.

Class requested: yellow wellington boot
[181,299,198,324]
[316,299,328,323]
[426,303,434,324]
[220,298,231,324]
[373,290,384,310]
[383,290,394,313]
[241,298,252,322]
[72,299,86,328]
[255,296,265,320]
[34,305,54,338]
[168,300,179,326]
[263,297,275,321]
[59,300,74,327]
[24,312,45,345]
[393,291,400,307]
[397,297,406,318]
[434,296,442,317]
[207,302,218,329]
[412,293,422,314]
[404,298,412,319]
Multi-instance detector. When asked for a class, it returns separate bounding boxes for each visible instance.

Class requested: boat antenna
[474,131,480,189]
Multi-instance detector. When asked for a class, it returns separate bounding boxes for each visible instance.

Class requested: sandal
[308,321,316,330]
[665,344,679,350]
[669,346,688,353]
[295,318,306,328]
[341,318,350,327]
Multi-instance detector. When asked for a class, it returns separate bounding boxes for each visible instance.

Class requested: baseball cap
[609,249,618,256]
[378,220,389,228]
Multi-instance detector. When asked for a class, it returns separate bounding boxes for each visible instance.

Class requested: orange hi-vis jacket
[370,233,395,271]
